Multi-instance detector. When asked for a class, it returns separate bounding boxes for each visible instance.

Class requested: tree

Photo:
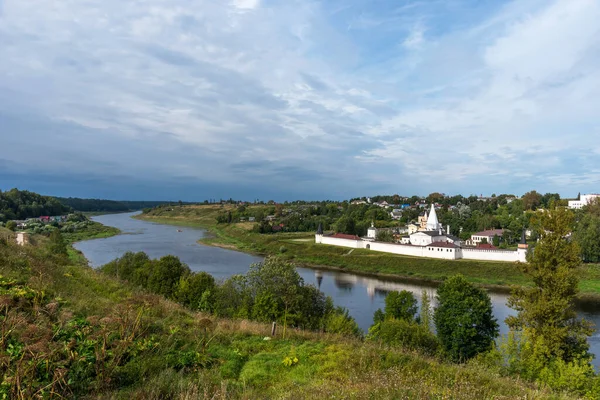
[492,234,500,247]
[384,290,418,321]
[375,229,395,243]
[5,221,16,231]
[246,257,303,337]
[522,191,542,210]
[420,290,432,333]
[48,229,68,257]
[146,255,190,298]
[175,271,216,310]
[574,213,600,262]
[506,206,593,363]
[434,275,499,362]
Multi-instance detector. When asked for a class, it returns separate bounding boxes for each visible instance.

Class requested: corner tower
[517,229,528,262]
[315,223,324,244]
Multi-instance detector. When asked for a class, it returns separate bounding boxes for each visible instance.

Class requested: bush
[5,221,16,231]
[368,319,440,356]
[384,290,418,322]
[324,307,361,337]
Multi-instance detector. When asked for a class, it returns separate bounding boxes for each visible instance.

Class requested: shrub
[384,290,418,322]
[368,319,440,356]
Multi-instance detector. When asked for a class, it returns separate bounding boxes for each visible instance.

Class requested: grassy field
[137,205,600,297]
[0,233,579,399]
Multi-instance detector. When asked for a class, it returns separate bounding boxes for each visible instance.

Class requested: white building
[568,194,600,209]
[468,229,505,246]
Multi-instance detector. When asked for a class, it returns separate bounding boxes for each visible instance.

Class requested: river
[75,212,600,366]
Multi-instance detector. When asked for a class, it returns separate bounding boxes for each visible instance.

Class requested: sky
[1,0,599,201]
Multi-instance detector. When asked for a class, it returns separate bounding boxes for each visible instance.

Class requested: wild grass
[0,236,579,399]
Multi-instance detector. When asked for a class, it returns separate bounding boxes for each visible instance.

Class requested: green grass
[62,221,121,244]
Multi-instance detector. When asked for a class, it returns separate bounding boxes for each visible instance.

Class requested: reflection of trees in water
[334,278,355,291]
[374,288,392,298]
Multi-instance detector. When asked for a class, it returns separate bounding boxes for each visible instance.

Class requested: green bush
[368,319,440,356]
[384,290,418,321]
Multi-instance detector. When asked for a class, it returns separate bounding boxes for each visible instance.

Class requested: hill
[0,234,574,399]
[56,197,194,213]
[0,188,71,222]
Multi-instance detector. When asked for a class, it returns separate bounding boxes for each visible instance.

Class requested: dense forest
[0,188,71,222]
[57,197,191,212]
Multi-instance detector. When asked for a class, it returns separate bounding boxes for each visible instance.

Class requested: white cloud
[232,0,260,10]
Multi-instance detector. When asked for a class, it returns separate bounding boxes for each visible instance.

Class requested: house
[39,216,51,223]
[16,232,30,246]
[265,215,276,222]
[390,209,403,220]
[407,223,419,235]
[568,194,600,209]
[468,229,505,246]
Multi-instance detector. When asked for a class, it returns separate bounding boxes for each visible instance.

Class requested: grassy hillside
[136,205,600,297]
[0,234,577,399]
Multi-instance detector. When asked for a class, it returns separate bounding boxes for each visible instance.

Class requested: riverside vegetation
[1,216,599,399]
[137,204,600,297]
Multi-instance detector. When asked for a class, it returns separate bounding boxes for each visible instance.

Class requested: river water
[75,212,600,366]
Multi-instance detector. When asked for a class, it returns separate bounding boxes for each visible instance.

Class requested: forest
[0,188,71,222]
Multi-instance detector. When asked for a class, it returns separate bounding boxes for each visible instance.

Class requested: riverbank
[64,221,121,264]
[134,207,600,299]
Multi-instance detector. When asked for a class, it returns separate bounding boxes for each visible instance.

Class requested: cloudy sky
[1,0,599,201]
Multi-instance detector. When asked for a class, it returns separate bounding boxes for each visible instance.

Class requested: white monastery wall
[461,248,518,262]
[319,236,364,249]
[369,242,424,257]
[316,234,526,262]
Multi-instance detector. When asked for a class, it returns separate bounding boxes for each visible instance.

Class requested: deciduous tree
[506,206,593,363]
[434,275,498,362]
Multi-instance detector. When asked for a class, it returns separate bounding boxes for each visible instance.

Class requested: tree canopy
[434,275,499,362]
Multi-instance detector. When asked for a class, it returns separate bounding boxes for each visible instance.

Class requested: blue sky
[1,0,599,201]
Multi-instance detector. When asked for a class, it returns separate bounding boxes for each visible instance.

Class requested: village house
[467,229,506,246]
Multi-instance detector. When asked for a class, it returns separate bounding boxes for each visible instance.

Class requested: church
[401,205,462,247]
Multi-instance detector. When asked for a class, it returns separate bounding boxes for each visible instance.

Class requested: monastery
[315,205,528,263]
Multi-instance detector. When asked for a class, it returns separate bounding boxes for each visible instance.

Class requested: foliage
[0,225,585,399]
[434,275,499,362]
[0,188,71,222]
[57,197,190,212]
[375,229,395,242]
[368,319,440,356]
[384,290,418,322]
[574,207,600,263]
[5,221,16,231]
[420,290,432,333]
[175,271,215,311]
[507,206,593,371]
